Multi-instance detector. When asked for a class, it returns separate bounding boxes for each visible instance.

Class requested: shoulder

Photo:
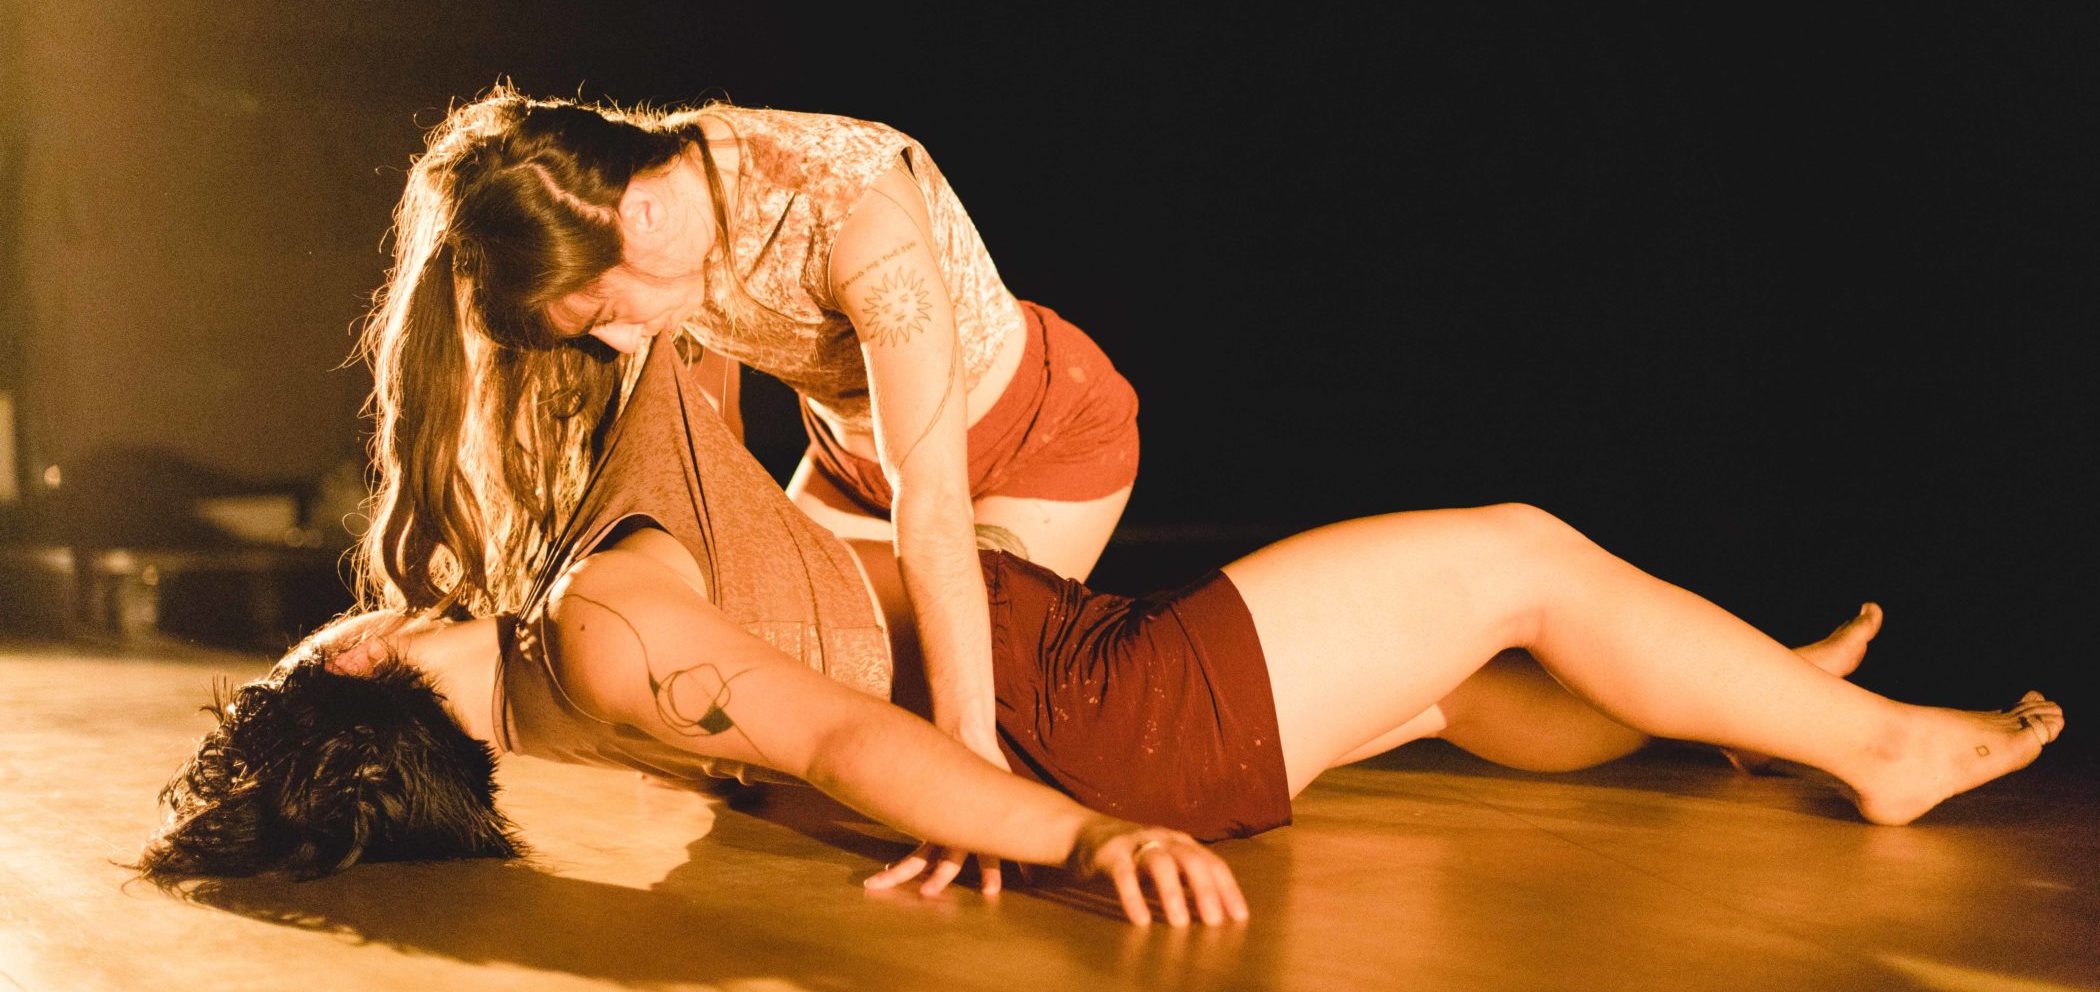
[541,546,729,722]
[835,158,932,243]
[824,157,937,300]
[715,105,917,203]
[712,105,912,150]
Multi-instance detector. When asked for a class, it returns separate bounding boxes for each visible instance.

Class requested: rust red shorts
[982,549,1293,841]
[800,299,1140,515]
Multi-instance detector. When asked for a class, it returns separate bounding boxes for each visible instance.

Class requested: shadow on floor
[171,795,1213,990]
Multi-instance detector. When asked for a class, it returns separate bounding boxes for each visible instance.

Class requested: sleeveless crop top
[491,334,893,784]
[677,105,1027,431]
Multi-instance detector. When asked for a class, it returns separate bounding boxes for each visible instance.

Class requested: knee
[1473,502,1589,552]
[1461,504,1598,615]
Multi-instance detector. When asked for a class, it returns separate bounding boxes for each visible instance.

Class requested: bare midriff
[658,105,1027,447]
[802,322,1028,463]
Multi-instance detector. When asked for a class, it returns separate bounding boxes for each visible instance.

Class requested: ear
[616,181,669,249]
[327,637,390,676]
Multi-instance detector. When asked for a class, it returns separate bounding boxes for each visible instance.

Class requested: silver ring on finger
[1132,838,1166,860]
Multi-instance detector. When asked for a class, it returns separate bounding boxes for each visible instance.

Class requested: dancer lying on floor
[359,87,1145,860]
[137,343,2065,927]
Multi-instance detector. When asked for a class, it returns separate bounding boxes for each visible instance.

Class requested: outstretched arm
[547,548,1247,925]
[829,157,1018,892]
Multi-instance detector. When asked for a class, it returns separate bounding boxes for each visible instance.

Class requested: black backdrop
[555,6,2093,718]
[9,4,2095,729]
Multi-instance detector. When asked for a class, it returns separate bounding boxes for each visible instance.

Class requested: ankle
[1837,700,1917,783]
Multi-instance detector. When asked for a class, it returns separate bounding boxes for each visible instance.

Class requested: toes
[2012,693,2063,743]
[1808,603,1884,676]
[2009,698,2065,746]
[1831,602,1882,638]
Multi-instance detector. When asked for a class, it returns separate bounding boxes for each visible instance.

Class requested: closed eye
[568,302,612,338]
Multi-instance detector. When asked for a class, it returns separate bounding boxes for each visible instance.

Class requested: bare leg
[789,453,1133,583]
[1717,603,1883,773]
[972,486,1132,582]
[786,456,897,544]
[1430,649,1647,772]
[1224,504,2063,825]
[1408,605,1884,774]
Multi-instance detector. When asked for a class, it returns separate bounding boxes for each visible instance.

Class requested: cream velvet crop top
[677,105,1027,431]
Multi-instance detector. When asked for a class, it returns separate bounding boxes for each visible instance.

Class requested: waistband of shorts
[799,299,1055,510]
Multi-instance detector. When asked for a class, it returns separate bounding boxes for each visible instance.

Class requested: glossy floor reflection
[3,645,2094,992]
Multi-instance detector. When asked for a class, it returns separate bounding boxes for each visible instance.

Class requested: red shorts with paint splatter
[982,549,1294,841]
[799,299,1141,514]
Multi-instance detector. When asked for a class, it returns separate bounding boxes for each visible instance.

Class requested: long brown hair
[355,84,754,616]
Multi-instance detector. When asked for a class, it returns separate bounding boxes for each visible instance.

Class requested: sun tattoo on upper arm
[856,267,935,347]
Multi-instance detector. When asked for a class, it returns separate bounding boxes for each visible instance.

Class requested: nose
[588,322,656,355]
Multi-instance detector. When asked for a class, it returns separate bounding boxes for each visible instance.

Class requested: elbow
[888,468,971,519]
[890,487,978,550]
[799,715,878,796]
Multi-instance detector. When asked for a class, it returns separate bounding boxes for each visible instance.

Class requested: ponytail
[354,83,750,615]
[361,238,492,612]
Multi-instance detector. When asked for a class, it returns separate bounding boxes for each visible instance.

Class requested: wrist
[1064,813,1134,873]
[932,694,995,732]
[936,713,999,745]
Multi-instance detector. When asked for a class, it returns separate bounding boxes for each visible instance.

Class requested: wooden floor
[3,644,2094,992]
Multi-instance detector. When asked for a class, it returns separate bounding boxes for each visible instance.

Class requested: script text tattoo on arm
[836,237,920,297]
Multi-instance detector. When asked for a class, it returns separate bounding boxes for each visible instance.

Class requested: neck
[672,131,736,245]
[404,617,502,746]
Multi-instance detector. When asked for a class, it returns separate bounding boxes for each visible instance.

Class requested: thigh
[972,484,1132,582]
[785,454,894,544]
[789,443,1130,588]
[1220,505,1553,795]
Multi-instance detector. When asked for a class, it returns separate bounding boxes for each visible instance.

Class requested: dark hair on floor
[135,648,522,883]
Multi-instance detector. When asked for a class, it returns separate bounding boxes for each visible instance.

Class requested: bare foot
[1726,603,1885,774]
[1795,602,1883,680]
[1848,691,2065,826]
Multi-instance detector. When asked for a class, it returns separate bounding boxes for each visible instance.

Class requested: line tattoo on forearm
[893,340,960,472]
[836,238,920,295]
[562,592,776,767]
[856,268,935,347]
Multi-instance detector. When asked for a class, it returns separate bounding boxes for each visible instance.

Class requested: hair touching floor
[134,647,523,884]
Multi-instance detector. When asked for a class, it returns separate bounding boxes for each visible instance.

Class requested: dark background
[1,5,2092,730]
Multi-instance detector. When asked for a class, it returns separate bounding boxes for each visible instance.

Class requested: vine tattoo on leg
[974,523,1030,560]
[563,593,777,768]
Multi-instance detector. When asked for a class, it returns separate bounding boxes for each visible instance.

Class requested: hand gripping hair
[134,648,523,884]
